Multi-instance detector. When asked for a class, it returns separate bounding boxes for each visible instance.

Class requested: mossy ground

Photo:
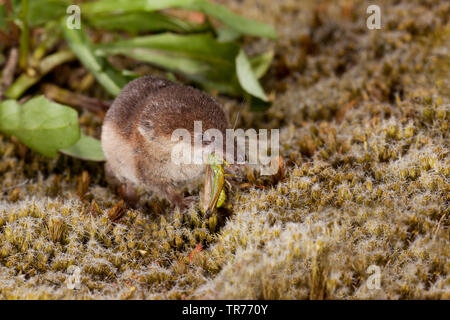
[0,0,449,299]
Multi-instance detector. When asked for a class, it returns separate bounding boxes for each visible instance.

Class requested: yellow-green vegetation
[0,0,449,299]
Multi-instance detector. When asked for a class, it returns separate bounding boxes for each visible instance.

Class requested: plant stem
[19,0,29,70]
[5,50,76,99]
[42,83,110,115]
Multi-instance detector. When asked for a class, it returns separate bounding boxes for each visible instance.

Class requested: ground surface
[0,0,449,299]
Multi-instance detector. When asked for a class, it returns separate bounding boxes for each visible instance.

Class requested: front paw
[175,195,198,211]
[117,183,139,209]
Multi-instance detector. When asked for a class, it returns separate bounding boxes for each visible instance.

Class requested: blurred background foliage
[0,0,277,160]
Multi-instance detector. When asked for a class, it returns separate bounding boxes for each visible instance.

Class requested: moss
[0,0,449,299]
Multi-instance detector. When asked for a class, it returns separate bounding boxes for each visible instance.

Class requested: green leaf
[11,0,70,27]
[250,50,274,79]
[81,0,189,13]
[96,33,241,95]
[191,0,277,39]
[215,25,241,42]
[97,32,239,63]
[27,0,70,26]
[61,19,129,96]
[0,96,80,157]
[60,133,105,161]
[81,0,277,39]
[87,11,208,33]
[236,49,268,101]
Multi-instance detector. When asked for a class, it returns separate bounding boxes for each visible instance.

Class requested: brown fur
[101,76,230,209]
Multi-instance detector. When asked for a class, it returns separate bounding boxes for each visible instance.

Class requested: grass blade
[87,11,208,33]
[96,32,241,95]
[27,0,70,26]
[61,19,129,96]
[0,4,8,31]
[19,0,29,70]
[192,0,277,39]
[81,0,277,39]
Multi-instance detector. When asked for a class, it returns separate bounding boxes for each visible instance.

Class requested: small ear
[137,120,155,141]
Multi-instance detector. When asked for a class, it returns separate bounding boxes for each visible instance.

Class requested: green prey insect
[200,153,231,217]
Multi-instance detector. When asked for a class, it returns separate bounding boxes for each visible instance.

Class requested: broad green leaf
[60,133,106,161]
[81,0,277,39]
[250,50,274,79]
[0,96,80,157]
[96,33,241,95]
[0,100,22,132]
[236,49,268,101]
[61,19,129,96]
[87,11,208,33]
